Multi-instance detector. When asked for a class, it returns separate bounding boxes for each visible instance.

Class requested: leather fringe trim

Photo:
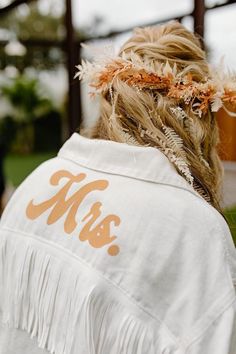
[0,230,177,354]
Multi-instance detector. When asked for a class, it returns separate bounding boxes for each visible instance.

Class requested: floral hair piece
[75,51,236,118]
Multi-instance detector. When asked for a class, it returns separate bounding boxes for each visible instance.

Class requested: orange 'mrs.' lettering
[26,170,121,256]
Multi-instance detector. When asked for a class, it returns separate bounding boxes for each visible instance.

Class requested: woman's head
[81,21,224,212]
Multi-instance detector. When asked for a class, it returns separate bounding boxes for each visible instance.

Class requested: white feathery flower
[163,61,173,76]
[210,94,223,112]
[170,107,188,121]
[75,60,99,82]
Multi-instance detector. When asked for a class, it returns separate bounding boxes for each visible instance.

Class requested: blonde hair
[84,21,224,213]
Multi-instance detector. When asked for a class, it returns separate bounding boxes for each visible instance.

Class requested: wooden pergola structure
[0,0,236,137]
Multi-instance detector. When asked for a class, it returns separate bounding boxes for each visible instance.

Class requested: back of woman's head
[85,21,223,212]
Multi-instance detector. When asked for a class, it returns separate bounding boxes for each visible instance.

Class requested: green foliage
[34,109,62,152]
[17,8,63,42]
[0,75,61,153]
[224,206,236,246]
[1,75,52,122]
[4,152,56,186]
[0,3,88,71]
[0,116,17,152]
[0,4,64,70]
[0,6,62,41]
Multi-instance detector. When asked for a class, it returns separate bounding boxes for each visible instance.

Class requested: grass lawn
[4,152,56,187]
[224,206,236,246]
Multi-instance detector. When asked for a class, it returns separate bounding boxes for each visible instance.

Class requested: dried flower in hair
[76,50,236,118]
[143,125,194,186]
[170,106,188,121]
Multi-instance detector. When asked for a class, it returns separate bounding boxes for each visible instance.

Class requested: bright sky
[73,0,236,69]
[34,0,236,69]
[75,0,192,31]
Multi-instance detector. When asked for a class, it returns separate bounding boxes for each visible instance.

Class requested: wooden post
[193,0,205,46]
[65,0,82,136]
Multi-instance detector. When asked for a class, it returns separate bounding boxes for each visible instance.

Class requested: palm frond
[161,124,186,159]
[193,181,211,202]
[119,131,140,146]
[143,128,193,185]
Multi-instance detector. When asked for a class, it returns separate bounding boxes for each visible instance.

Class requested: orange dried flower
[76,56,236,117]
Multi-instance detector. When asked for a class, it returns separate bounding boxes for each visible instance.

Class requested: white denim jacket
[0,132,236,354]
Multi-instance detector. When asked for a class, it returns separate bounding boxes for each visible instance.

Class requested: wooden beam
[206,0,236,9]
[0,0,36,15]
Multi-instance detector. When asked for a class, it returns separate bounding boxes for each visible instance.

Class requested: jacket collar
[58,132,202,200]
